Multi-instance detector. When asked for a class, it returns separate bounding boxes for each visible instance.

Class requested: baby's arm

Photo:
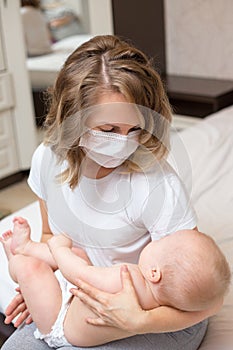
[48,234,127,293]
[22,240,57,270]
[72,267,222,335]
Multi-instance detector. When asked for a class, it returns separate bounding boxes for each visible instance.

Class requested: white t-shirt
[28,143,196,267]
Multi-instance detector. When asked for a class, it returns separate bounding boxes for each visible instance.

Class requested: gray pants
[1,320,208,350]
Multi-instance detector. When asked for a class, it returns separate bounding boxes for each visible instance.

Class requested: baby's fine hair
[157,231,231,311]
[44,35,172,188]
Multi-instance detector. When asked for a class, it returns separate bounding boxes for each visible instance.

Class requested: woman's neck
[81,158,117,179]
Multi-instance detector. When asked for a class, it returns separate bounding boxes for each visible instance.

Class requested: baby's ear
[147,267,161,283]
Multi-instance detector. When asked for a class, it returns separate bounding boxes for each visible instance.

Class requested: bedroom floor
[0,178,37,217]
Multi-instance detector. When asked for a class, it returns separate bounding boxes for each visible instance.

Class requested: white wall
[87,0,113,35]
[164,0,233,80]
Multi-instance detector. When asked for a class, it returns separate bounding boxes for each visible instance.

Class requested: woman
[2,35,220,350]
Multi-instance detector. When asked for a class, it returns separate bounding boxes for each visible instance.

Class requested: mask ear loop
[127,129,142,138]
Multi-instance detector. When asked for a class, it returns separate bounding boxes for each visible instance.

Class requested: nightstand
[166,75,233,117]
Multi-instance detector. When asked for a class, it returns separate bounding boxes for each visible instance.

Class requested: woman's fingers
[74,266,135,303]
[25,315,33,325]
[5,293,24,316]
[14,311,31,328]
[120,265,137,294]
[71,288,108,315]
[9,310,31,328]
[4,302,27,324]
[5,300,27,318]
[70,265,144,331]
[85,317,107,326]
[72,288,111,326]
[73,279,108,304]
[4,290,30,327]
[5,306,31,327]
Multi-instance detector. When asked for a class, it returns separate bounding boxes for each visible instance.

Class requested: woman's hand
[4,287,32,327]
[70,265,147,334]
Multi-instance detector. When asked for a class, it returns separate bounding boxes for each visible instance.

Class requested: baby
[1,217,231,348]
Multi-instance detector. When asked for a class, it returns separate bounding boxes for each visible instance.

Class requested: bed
[27,34,93,126]
[0,105,233,348]
[27,34,93,89]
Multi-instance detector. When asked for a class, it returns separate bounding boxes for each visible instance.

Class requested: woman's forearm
[135,298,223,334]
[136,307,204,334]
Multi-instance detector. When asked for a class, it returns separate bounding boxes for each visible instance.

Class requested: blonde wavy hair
[44,35,172,188]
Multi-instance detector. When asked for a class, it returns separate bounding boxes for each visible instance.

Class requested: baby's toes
[2,230,13,241]
[13,217,29,230]
[13,216,27,225]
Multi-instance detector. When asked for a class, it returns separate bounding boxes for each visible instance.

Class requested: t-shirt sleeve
[27,143,48,200]
[141,174,197,240]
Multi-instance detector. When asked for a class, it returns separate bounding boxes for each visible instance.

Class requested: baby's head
[139,230,231,311]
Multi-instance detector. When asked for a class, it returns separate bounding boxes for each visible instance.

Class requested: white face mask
[79,129,140,168]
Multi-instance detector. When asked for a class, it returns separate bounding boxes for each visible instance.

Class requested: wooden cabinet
[0,73,18,178]
[0,0,37,183]
[0,110,18,178]
[0,20,5,71]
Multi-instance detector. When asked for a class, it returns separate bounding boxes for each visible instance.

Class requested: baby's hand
[48,234,72,252]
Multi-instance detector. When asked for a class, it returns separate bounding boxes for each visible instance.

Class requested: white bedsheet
[0,105,233,349]
[169,106,233,349]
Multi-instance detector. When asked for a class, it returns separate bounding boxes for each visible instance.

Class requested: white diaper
[34,270,75,348]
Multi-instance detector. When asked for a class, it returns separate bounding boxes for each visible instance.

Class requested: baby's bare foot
[0,230,14,260]
[11,216,31,254]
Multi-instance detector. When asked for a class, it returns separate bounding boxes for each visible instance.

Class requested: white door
[0,0,37,178]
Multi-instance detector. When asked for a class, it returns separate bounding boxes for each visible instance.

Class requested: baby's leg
[11,255,62,334]
[1,233,62,334]
[6,217,58,269]
[0,216,32,257]
[10,217,31,254]
[64,298,132,347]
